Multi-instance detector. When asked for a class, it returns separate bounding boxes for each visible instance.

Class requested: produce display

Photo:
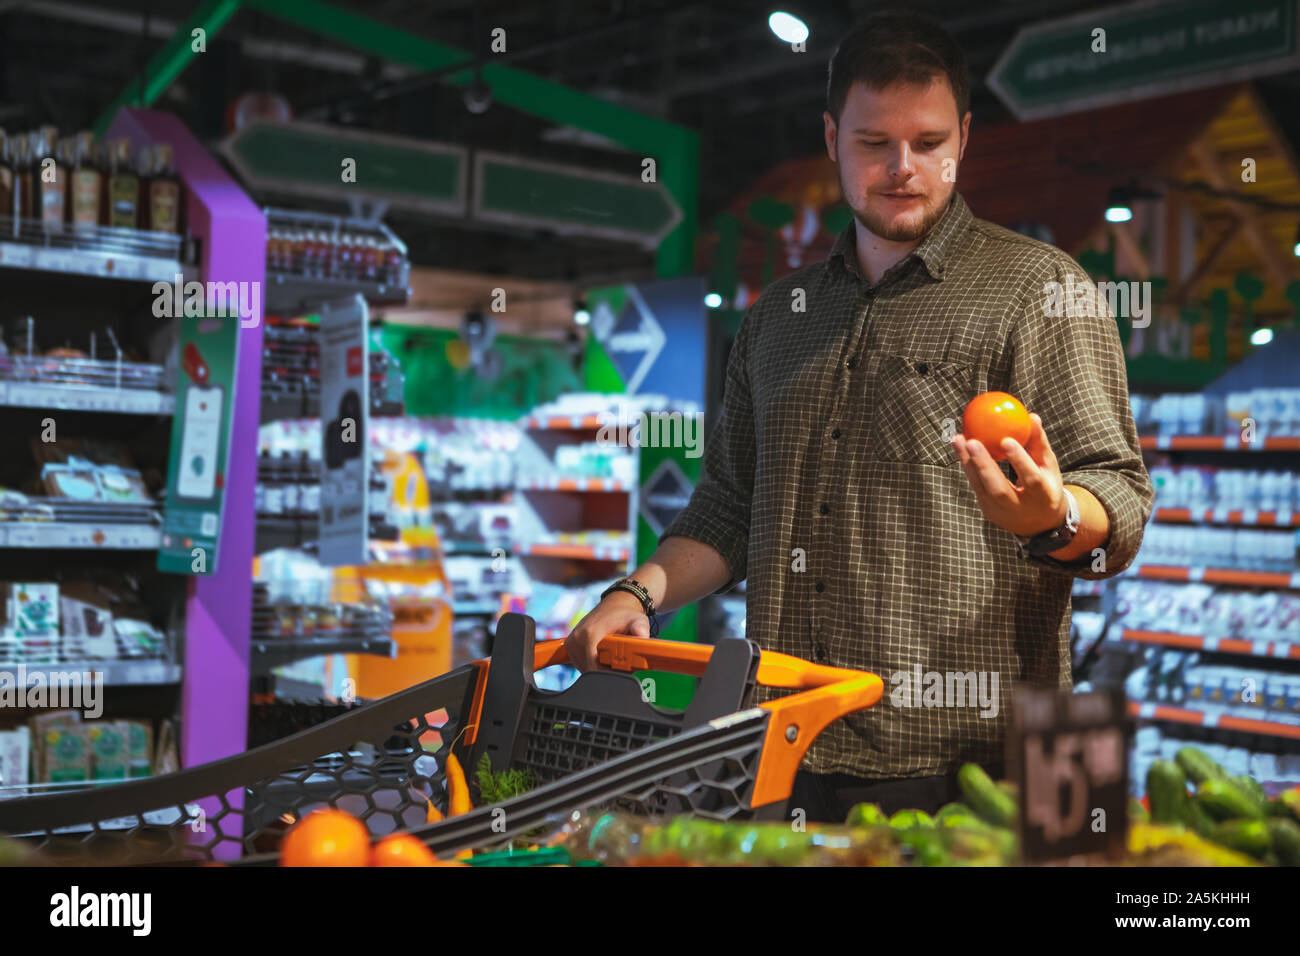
[1143,746,1300,867]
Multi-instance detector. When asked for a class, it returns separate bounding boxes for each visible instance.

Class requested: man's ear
[958,111,971,162]
[823,111,838,163]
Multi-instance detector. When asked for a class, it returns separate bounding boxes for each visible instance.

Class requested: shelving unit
[1127,701,1300,741]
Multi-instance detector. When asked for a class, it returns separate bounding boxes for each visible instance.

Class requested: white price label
[1243,508,1259,525]
[1188,567,1205,582]
[1224,435,1240,450]
[1202,637,1219,651]
[1202,711,1220,727]
[1290,571,1300,590]
[7,526,38,547]
[1211,506,1229,523]
[1253,640,1270,657]
[0,243,35,268]
[1277,510,1293,527]
[1156,435,1172,450]
[1138,702,1157,718]
[1274,643,1295,658]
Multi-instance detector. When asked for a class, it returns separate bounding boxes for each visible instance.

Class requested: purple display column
[109,109,264,853]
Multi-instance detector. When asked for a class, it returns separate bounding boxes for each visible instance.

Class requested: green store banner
[157,314,240,575]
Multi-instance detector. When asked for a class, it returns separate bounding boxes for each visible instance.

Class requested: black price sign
[1008,688,1131,864]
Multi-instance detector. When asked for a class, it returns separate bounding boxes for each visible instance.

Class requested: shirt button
[917,363,929,375]
[846,358,857,370]
[815,646,828,662]
[831,428,841,439]
[819,503,829,515]
[815,581,825,593]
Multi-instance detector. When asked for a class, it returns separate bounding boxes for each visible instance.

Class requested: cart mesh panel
[0,665,481,864]
[519,704,680,783]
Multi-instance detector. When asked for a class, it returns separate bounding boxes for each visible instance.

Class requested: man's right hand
[564,590,650,671]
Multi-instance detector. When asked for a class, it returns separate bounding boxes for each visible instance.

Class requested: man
[565,11,1153,820]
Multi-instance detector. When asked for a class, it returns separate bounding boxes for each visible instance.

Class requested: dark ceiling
[5,0,1300,286]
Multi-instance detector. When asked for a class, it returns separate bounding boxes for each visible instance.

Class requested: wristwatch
[600,577,661,636]
[1017,488,1080,555]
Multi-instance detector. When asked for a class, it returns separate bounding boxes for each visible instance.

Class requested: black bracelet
[600,578,660,636]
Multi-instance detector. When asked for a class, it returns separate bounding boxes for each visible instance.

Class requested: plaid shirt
[662,191,1153,778]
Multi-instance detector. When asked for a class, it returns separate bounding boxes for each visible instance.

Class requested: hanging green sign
[157,314,240,575]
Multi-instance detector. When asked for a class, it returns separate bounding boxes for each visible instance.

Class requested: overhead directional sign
[220,120,467,214]
[592,285,666,395]
[988,0,1300,120]
[473,151,682,247]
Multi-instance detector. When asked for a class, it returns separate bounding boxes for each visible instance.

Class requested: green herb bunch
[475,752,536,805]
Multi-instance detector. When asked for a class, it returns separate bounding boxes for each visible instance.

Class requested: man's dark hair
[826,11,970,122]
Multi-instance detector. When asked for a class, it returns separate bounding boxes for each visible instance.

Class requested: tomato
[370,833,439,867]
[962,392,1031,461]
[280,808,370,867]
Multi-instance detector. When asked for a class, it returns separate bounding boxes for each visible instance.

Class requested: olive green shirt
[662,191,1153,778]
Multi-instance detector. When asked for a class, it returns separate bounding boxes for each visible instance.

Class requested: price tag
[1138,702,1156,718]
[1202,711,1220,727]
[1188,567,1205,582]
[1243,508,1259,525]
[1212,506,1230,523]
[1290,571,1300,590]
[1156,435,1172,450]
[7,526,39,547]
[1277,510,1293,527]
[1252,640,1270,657]
[0,242,35,268]
[1202,637,1219,651]
[1225,435,1241,450]
[1273,643,1294,658]
[1011,688,1131,864]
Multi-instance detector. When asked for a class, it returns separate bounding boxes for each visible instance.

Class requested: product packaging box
[86,721,129,781]
[39,726,89,784]
[7,583,59,637]
[124,719,153,778]
[0,727,30,797]
[153,719,179,776]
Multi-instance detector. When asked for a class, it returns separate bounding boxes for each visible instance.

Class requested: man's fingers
[1001,438,1043,489]
[1025,413,1058,471]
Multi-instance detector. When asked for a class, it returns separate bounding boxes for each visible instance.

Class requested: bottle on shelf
[14,134,34,220]
[68,131,102,234]
[142,142,181,234]
[103,138,139,229]
[35,126,65,230]
[383,240,403,286]
[0,129,13,221]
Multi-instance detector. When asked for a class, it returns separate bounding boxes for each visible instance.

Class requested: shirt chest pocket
[869,355,972,466]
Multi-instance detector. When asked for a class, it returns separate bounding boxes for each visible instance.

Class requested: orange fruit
[280,808,370,867]
[962,392,1032,461]
[371,833,438,867]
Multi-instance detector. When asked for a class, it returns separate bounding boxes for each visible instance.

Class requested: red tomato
[962,392,1031,461]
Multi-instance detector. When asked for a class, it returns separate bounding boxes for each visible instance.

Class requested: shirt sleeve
[1007,259,1154,580]
[658,308,757,592]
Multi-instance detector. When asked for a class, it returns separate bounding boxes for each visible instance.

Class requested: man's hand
[952,412,1067,537]
[563,590,650,672]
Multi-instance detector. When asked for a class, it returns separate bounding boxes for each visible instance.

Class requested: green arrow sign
[988,0,1300,120]
[220,120,467,214]
[473,151,682,247]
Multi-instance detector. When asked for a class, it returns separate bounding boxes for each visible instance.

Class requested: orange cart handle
[533,633,868,691]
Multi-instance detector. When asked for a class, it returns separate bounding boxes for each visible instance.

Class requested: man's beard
[841,171,953,242]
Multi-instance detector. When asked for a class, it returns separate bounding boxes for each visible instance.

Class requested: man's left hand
[952,413,1067,538]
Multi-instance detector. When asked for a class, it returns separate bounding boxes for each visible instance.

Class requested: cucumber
[1147,760,1191,827]
[1175,746,1228,785]
[1266,818,1300,867]
[845,802,889,828]
[940,813,992,831]
[934,802,973,823]
[1229,775,1269,817]
[1185,798,1217,839]
[889,809,934,830]
[1197,779,1266,821]
[958,763,1017,828]
[1209,820,1272,860]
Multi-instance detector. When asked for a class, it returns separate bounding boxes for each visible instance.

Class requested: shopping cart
[0,613,882,864]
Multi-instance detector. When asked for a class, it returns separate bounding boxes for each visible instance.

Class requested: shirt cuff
[658,510,748,594]
[1022,471,1147,580]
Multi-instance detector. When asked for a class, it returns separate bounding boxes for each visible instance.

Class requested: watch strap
[600,578,660,636]
[1019,488,1080,555]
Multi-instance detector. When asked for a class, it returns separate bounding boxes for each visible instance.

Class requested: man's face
[824,78,970,242]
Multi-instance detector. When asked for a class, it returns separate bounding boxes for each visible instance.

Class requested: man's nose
[887,142,914,178]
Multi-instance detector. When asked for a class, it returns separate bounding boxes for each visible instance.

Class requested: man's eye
[860,141,886,147]
[919,141,942,150]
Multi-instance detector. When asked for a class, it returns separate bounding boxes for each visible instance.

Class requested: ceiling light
[769,11,809,44]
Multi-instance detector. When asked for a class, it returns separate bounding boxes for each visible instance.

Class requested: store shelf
[260,390,405,424]
[1128,700,1300,740]
[0,219,183,283]
[1139,435,1300,451]
[451,600,500,616]
[0,660,182,686]
[0,521,161,549]
[439,540,504,556]
[518,542,630,562]
[519,476,630,492]
[0,380,174,415]
[1125,564,1300,589]
[521,414,607,431]
[251,635,396,671]
[264,271,410,312]
[255,514,400,554]
[1152,507,1298,528]
[1120,628,1300,660]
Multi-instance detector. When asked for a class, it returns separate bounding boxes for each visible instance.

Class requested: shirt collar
[825,191,972,284]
